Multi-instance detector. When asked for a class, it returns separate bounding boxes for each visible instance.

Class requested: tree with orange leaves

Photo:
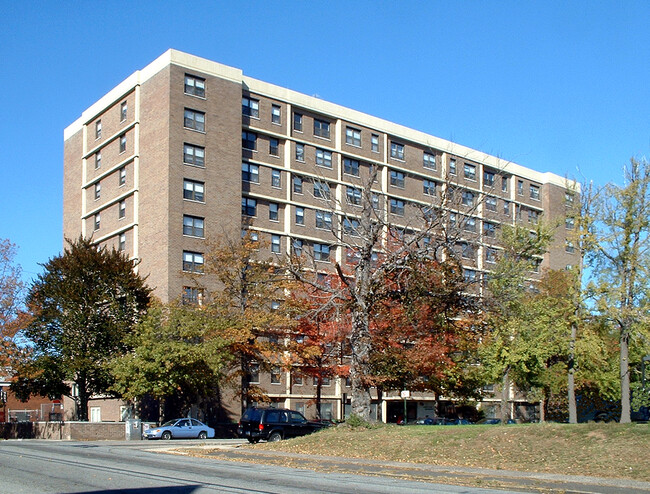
[0,239,25,367]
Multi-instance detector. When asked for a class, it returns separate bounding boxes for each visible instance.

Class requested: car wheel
[268,432,282,442]
[198,431,207,439]
[161,431,172,440]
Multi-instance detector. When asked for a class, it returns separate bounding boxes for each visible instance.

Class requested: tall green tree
[12,237,151,420]
[587,158,650,423]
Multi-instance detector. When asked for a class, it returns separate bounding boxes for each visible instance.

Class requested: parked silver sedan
[143,418,215,440]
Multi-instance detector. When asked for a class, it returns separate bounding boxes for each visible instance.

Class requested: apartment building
[64,49,578,423]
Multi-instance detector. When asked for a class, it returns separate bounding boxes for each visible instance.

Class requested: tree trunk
[620,325,631,423]
[567,321,578,424]
[240,357,249,415]
[349,307,372,420]
[539,398,546,423]
[500,367,510,422]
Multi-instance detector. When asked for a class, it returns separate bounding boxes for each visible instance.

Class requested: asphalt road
[0,439,525,494]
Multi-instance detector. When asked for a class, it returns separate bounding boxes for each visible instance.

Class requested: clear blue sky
[1,1,649,284]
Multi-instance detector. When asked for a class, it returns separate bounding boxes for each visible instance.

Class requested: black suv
[237,407,328,443]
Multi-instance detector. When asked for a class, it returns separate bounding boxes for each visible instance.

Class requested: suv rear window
[242,408,263,421]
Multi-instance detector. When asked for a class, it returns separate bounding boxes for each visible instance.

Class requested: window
[346,186,362,205]
[119,233,126,252]
[315,210,332,230]
[464,269,477,283]
[271,235,281,253]
[486,196,497,211]
[423,152,436,170]
[95,120,102,139]
[119,200,126,219]
[293,175,303,194]
[269,202,279,221]
[241,162,259,183]
[530,184,540,200]
[95,151,101,169]
[462,190,475,206]
[503,201,510,215]
[390,198,405,216]
[183,215,204,237]
[423,179,436,196]
[449,158,457,175]
[182,287,204,305]
[390,170,405,188]
[565,217,575,229]
[293,373,303,386]
[94,182,101,200]
[184,74,205,97]
[314,119,330,139]
[486,247,497,263]
[119,134,126,153]
[449,212,457,227]
[483,221,496,237]
[565,240,575,253]
[94,213,100,231]
[461,243,475,260]
[528,209,539,223]
[464,217,476,232]
[484,170,495,186]
[517,180,524,195]
[271,367,281,384]
[390,142,404,160]
[464,163,476,180]
[314,243,330,261]
[248,363,260,384]
[293,238,303,256]
[271,104,281,124]
[269,138,279,156]
[343,158,360,176]
[502,176,509,192]
[313,181,330,199]
[371,134,379,153]
[119,166,126,186]
[184,109,205,132]
[371,193,380,210]
[293,112,303,131]
[242,97,259,118]
[183,143,205,167]
[242,131,257,150]
[183,251,204,272]
[120,101,127,122]
[340,218,359,236]
[241,197,257,216]
[295,207,304,225]
[183,179,204,202]
[565,192,575,206]
[315,149,332,168]
[346,127,361,146]
[271,169,281,188]
[295,143,305,161]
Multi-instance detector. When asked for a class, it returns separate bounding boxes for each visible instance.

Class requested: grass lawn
[249,422,650,481]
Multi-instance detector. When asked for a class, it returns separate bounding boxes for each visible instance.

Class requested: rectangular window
[528,209,539,223]
[315,149,332,168]
[293,175,303,194]
[183,215,204,237]
[371,193,380,210]
[293,373,304,386]
[503,201,510,215]
[183,179,204,202]
[502,176,509,192]
[271,104,281,124]
[241,162,259,183]
[183,251,204,273]
[464,164,476,181]
[518,180,524,195]
[241,197,257,216]
[530,184,540,200]
[119,166,126,186]
[242,96,259,118]
[183,143,205,167]
[462,190,475,206]
[343,218,360,235]
[485,196,497,211]
[390,142,404,160]
[343,158,360,176]
[269,202,279,221]
[120,101,127,122]
[464,217,476,232]
[565,217,575,229]
[565,240,575,253]
[484,170,495,186]
[314,119,331,139]
[423,152,436,170]
[565,192,575,206]
[94,213,100,231]
[293,113,303,131]
[295,206,304,225]
[119,200,126,219]
[464,269,477,283]
[390,170,405,188]
[184,74,205,97]
[461,243,475,259]
[269,137,279,156]
[346,186,362,205]
[423,179,436,196]
[95,120,102,139]
[390,198,405,216]
[271,234,281,253]
[295,143,305,161]
[182,286,204,306]
[271,367,281,384]
[119,233,126,252]
[449,158,457,175]
[483,221,496,237]
[371,134,379,153]
[119,134,126,153]
[95,151,101,169]
[242,131,257,150]
[293,238,303,256]
[271,169,281,188]
[94,182,101,200]
[313,181,330,199]
[345,127,361,146]
[248,363,260,384]
[315,210,332,229]
[486,247,497,263]
[314,243,330,261]
[184,109,205,132]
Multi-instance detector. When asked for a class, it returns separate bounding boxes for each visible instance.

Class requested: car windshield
[161,420,177,427]
[242,408,263,421]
